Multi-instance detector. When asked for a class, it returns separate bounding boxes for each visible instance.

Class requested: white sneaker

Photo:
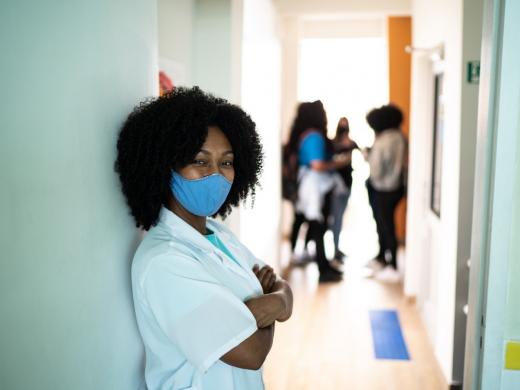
[290,252,313,266]
[375,266,401,283]
[329,258,344,272]
[365,259,385,272]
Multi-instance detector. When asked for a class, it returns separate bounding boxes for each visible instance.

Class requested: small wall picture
[159,71,174,96]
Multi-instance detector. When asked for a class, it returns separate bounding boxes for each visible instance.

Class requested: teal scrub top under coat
[205,230,240,268]
[131,207,266,390]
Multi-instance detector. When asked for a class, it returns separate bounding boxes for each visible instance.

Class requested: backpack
[281,129,316,202]
[281,143,300,202]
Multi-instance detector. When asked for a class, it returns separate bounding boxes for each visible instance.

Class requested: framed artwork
[431,72,444,217]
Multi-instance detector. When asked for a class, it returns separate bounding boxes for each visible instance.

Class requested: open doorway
[296,35,389,263]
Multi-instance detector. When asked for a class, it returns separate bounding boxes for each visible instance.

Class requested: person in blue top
[115,87,293,390]
[287,101,350,282]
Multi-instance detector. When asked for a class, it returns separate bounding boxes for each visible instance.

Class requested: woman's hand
[334,152,351,166]
[361,147,371,160]
[252,264,277,293]
[245,294,286,328]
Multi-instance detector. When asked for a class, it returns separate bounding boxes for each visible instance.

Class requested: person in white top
[115,87,293,390]
[364,104,406,279]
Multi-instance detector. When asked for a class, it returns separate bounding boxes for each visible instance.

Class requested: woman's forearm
[220,323,274,370]
[310,159,347,172]
[220,278,292,369]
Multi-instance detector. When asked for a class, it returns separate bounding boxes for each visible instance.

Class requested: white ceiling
[272,0,412,17]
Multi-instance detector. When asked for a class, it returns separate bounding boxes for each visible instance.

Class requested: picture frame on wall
[431,72,444,217]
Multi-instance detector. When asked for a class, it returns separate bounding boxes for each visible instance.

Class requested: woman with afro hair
[115,87,292,390]
[364,104,406,281]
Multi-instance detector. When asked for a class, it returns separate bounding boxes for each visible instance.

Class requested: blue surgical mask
[170,171,233,217]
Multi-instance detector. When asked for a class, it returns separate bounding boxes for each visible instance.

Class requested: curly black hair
[366,104,403,134]
[115,86,263,230]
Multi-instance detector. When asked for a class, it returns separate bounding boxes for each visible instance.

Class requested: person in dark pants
[364,104,406,281]
[366,181,404,269]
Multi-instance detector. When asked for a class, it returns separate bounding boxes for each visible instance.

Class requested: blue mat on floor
[369,310,410,360]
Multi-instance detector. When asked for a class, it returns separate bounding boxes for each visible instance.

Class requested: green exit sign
[467,61,480,84]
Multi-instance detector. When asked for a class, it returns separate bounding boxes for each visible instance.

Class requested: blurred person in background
[364,104,406,282]
[330,117,358,263]
[287,101,349,282]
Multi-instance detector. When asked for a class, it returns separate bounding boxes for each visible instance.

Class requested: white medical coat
[132,207,266,390]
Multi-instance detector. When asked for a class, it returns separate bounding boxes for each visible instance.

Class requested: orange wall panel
[388,16,412,136]
[388,16,411,243]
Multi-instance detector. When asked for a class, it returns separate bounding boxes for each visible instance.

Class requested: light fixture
[405,44,444,62]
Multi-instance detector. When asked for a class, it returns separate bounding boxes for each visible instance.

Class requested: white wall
[239,0,283,270]
[405,0,482,384]
[273,0,411,16]
[280,16,301,143]
[301,18,385,39]
[406,5,463,382]
[157,0,235,99]
[158,0,194,86]
[192,0,233,98]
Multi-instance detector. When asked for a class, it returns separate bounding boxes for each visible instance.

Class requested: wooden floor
[263,263,447,390]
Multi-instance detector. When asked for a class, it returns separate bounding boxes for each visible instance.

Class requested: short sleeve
[143,255,258,373]
[299,132,326,165]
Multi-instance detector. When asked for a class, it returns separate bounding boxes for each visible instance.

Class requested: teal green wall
[501,110,520,389]
[479,0,520,388]
[0,1,156,388]
[499,0,520,388]
[505,115,520,339]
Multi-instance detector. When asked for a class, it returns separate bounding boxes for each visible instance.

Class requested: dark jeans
[330,189,351,253]
[290,212,307,251]
[290,191,333,273]
[366,181,404,269]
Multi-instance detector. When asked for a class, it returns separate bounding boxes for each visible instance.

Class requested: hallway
[264,263,446,389]
[2,0,520,389]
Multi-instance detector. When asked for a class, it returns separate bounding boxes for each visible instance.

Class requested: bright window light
[298,37,389,148]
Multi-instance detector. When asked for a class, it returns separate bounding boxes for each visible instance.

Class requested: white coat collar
[157,207,245,267]
[157,207,218,252]
[157,207,261,294]
[157,207,262,296]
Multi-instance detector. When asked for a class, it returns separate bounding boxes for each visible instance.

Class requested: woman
[115,87,293,389]
[365,104,406,280]
[330,117,358,262]
[287,101,349,282]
